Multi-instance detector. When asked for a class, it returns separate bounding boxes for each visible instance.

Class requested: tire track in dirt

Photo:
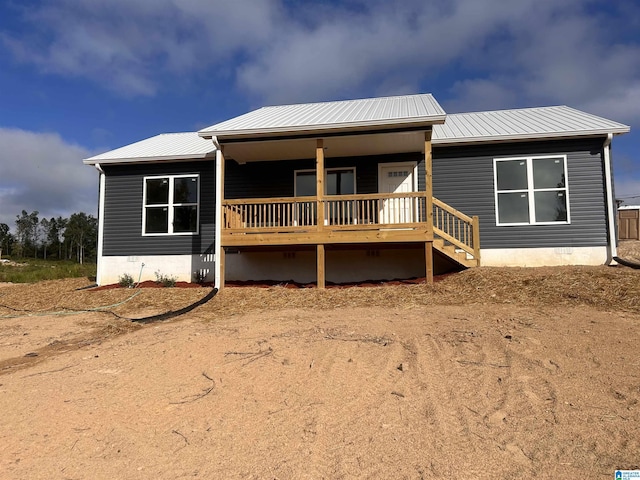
[413,321,544,478]
[260,325,409,479]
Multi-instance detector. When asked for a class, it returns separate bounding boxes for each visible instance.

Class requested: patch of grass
[0,258,96,283]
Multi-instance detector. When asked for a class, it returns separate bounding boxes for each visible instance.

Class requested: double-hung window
[494,156,569,225]
[143,175,199,235]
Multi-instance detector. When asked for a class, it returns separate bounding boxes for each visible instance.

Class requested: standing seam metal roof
[83,132,216,164]
[433,106,629,144]
[83,102,630,164]
[198,94,446,137]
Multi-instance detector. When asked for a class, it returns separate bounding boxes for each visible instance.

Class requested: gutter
[213,137,223,289]
[603,133,617,264]
[94,163,106,285]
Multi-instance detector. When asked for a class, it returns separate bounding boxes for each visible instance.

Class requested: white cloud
[2,0,283,96]
[2,0,639,128]
[0,128,96,229]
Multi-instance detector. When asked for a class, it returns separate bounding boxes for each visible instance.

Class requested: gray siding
[225,152,424,198]
[102,161,215,256]
[432,138,608,249]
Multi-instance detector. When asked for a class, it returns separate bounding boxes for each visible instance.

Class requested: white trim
[603,133,617,262]
[377,161,419,193]
[493,155,570,226]
[95,163,106,285]
[431,130,630,146]
[142,174,200,236]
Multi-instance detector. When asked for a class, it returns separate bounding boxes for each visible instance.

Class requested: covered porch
[198,94,480,288]
[214,132,479,288]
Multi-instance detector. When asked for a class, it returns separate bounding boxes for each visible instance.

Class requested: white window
[143,175,199,235]
[494,156,570,225]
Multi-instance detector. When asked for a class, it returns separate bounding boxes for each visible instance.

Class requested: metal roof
[83,132,216,165]
[433,105,630,145]
[198,94,446,139]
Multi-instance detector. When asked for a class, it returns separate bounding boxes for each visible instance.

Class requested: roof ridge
[258,93,435,110]
[448,105,567,116]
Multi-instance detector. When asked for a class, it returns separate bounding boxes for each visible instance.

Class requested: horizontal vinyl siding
[225,152,424,198]
[432,138,608,249]
[102,161,215,256]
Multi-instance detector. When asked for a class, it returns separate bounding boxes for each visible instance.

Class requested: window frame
[142,174,200,236]
[493,155,571,226]
[293,167,357,196]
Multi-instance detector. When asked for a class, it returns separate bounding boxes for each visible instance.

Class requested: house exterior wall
[101,161,216,257]
[224,152,424,198]
[432,138,609,251]
[96,136,614,284]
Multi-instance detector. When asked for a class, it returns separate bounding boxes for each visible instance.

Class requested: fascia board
[83,153,215,165]
[198,115,447,140]
[432,128,631,146]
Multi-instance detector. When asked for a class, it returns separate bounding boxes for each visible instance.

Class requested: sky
[0,0,639,229]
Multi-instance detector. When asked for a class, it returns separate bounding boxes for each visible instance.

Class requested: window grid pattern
[143,174,199,235]
[494,155,570,226]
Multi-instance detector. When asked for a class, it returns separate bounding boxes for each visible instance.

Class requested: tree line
[0,210,97,264]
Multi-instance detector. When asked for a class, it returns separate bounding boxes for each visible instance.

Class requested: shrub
[118,273,135,288]
[155,271,177,288]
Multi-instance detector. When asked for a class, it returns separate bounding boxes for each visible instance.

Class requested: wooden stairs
[432,198,480,268]
[433,237,478,268]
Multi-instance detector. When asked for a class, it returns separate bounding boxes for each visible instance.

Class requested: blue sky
[0,0,639,228]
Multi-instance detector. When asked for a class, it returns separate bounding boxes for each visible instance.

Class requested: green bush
[154,271,177,288]
[118,273,135,288]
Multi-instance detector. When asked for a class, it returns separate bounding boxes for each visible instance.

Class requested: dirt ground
[0,251,639,478]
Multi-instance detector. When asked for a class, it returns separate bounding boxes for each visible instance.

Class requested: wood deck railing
[223,192,429,232]
[222,193,480,264]
[432,197,480,261]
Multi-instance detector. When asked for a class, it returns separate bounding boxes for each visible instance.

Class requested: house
[84,94,630,288]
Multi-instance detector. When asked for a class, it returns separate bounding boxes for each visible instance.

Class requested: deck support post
[317,244,326,289]
[425,241,433,285]
[425,130,434,285]
[215,145,226,289]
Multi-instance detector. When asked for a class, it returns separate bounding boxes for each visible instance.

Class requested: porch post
[425,129,434,285]
[215,146,226,289]
[316,139,326,288]
[316,139,325,226]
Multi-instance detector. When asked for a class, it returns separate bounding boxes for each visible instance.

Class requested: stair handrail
[432,197,480,265]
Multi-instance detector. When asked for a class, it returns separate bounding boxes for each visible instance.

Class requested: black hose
[130,288,218,324]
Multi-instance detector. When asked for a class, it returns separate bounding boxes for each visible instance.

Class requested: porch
[208,117,479,288]
[219,190,480,286]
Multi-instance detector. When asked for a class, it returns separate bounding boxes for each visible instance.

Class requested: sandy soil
[0,271,639,479]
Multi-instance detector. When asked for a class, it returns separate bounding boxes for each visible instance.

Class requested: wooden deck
[221,193,480,267]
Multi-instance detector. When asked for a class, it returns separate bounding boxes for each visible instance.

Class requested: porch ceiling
[222,130,426,163]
